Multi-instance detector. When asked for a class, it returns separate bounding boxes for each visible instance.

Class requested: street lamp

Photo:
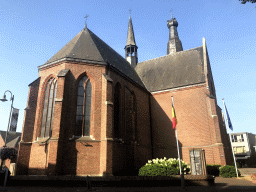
[0,90,14,147]
[0,90,14,169]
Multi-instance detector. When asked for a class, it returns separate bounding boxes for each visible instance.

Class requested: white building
[230,132,256,167]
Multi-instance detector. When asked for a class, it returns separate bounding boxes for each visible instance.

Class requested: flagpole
[175,129,182,175]
[222,98,239,178]
[172,97,182,175]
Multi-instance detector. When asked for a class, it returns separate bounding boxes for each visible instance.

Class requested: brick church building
[16,15,233,176]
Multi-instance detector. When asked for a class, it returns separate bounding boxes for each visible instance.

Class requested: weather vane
[170,8,173,19]
[129,9,132,16]
[84,14,89,28]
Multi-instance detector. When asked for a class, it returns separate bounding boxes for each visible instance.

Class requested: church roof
[39,28,145,88]
[135,46,205,92]
[126,16,136,46]
[0,131,21,149]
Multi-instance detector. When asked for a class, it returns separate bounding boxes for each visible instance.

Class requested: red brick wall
[16,78,40,175]
[0,135,5,148]
[151,84,229,166]
[61,62,105,175]
[18,60,153,176]
[18,59,231,176]
[105,67,152,175]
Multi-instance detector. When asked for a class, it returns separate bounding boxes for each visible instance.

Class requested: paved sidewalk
[238,168,256,176]
[0,176,255,192]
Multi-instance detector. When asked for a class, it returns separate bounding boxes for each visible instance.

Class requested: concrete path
[238,168,256,176]
[0,176,255,192]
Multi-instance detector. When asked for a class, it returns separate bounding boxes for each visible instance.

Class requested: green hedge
[138,158,190,176]
[139,164,179,176]
[219,165,241,178]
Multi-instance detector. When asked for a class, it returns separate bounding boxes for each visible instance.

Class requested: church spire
[125,10,138,68]
[167,12,183,54]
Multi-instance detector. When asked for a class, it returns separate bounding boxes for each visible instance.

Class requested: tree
[0,147,18,169]
[239,0,256,4]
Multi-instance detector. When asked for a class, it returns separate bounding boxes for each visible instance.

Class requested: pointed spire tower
[167,13,183,54]
[125,13,138,68]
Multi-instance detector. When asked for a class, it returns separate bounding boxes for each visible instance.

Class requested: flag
[172,98,177,129]
[9,108,19,133]
[223,101,233,131]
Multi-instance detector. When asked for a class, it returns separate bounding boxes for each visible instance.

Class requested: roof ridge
[42,30,84,66]
[87,28,115,63]
[138,45,203,65]
[88,28,127,63]
[6,136,19,144]
[66,29,85,58]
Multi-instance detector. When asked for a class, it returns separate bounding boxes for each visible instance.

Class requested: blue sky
[0,0,255,135]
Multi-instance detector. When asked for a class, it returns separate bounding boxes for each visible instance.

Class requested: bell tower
[125,13,138,68]
[167,14,183,54]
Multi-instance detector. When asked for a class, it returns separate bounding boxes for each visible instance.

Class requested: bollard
[181,171,185,190]
[2,167,10,187]
[86,175,91,190]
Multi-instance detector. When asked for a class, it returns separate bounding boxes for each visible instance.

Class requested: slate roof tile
[135,46,205,92]
[38,28,145,88]
[0,131,21,149]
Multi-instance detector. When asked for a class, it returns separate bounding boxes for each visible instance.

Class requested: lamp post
[0,90,14,168]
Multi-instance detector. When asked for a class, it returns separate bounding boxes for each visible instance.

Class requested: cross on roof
[170,8,173,19]
[84,14,89,28]
[129,9,132,16]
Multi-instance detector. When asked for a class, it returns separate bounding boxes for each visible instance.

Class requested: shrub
[247,153,256,167]
[0,147,18,161]
[206,164,221,176]
[219,165,241,178]
[139,164,179,176]
[138,157,190,176]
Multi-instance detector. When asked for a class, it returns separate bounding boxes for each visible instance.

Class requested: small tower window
[75,76,92,136]
[40,78,57,138]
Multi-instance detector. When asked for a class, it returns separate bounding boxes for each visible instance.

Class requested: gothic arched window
[131,92,137,142]
[114,83,121,139]
[76,76,92,136]
[40,78,57,138]
[124,87,137,143]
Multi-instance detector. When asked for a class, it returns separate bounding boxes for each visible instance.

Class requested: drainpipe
[149,94,154,159]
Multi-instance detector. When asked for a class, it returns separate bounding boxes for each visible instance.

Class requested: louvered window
[40,78,57,138]
[75,76,92,136]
